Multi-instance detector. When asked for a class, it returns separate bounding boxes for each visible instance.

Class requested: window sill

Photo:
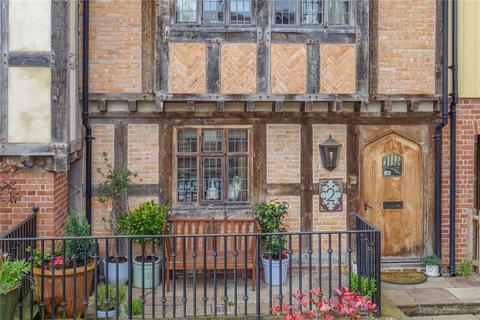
[172,205,253,218]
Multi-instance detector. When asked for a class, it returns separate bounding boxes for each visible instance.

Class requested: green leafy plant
[457,260,474,277]
[118,201,169,243]
[0,254,30,294]
[97,152,137,235]
[253,200,289,260]
[130,298,143,316]
[96,284,127,311]
[28,212,92,269]
[422,255,441,266]
[350,273,377,300]
[65,211,93,263]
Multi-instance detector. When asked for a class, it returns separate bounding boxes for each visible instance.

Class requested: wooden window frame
[172,0,256,26]
[272,0,355,28]
[173,125,253,208]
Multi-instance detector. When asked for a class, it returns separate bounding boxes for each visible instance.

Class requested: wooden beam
[407,100,420,112]
[274,101,284,112]
[244,101,255,112]
[51,0,69,143]
[272,30,355,44]
[206,42,220,93]
[369,0,378,94]
[97,99,107,112]
[306,43,320,94]
[157,92,369,102]
[156,0,169,92]
[256,0,271,94]
[158,124,173,204]
[216,100,225,112]
[328,100,343,112]
[346,124,360,229]
[155,99,164,113]
[128,100,137,112]
[381,100,393,113]
[141,0,155,93]
[252,123,267,203]
[356,0,370,94]
[187,100,195,112]
[7,51,52,67]
[300,123,313,232]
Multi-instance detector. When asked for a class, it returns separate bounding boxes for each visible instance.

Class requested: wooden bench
[164,218,260,291]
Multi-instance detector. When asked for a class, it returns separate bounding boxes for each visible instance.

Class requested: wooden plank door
[361,132,423,257]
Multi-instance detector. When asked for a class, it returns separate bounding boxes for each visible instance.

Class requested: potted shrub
[0,255,30,320]
[253,200,289,285]
[422,255,441,277]
[97,152,137,285]
[30,212,95,317]
[95,284,127,319]
[118,201,169,288]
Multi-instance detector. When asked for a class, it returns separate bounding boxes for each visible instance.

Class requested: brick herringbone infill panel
[271,44,307,94]
[169,43,206,94]
[320,44,356,94]
[221,43,257,94]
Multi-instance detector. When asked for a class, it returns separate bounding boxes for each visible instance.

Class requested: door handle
[363,203,373,211]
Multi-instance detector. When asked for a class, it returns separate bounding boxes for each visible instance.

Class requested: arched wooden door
[361,133,423,258]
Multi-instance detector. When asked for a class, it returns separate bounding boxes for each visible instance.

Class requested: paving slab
[406,288,461,305]
[383,289,416,307]
[446,287,480,304]
[445,276,480,288]
[408,315,480,320]
[411,277,453,289]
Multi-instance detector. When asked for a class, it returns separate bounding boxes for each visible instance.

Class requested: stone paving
[382,275,480,319]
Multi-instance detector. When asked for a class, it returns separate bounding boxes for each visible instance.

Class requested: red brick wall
[441,99,480,263]
[0,171,68,237]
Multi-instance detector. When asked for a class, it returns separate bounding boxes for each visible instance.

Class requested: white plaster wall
[9,0,51,51]
[8,67,51,143]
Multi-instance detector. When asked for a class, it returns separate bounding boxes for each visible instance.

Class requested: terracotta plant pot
[32,261,96,317]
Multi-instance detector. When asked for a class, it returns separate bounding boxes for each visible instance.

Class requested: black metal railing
[1,213,380,319]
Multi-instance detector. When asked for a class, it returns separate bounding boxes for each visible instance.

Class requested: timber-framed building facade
[1,0,466,269]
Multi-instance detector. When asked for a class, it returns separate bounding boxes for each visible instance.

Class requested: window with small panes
[175,127,250,205]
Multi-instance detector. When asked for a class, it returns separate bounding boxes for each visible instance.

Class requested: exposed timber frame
[155,0,368,103]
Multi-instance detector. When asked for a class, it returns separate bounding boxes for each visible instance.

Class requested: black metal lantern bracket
[318,135,342,171]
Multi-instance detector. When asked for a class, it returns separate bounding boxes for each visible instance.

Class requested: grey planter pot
[103,258,129,285]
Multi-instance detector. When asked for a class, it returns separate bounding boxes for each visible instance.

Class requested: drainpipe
[449,0,458,276]
[433,0,449,260]
[82,0,92,224]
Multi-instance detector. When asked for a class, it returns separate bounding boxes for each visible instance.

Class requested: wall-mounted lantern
[319,135,342,171]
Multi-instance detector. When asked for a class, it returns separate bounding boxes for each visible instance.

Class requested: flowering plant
[271,287,377,320]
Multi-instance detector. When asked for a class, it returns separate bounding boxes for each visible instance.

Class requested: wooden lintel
[245,101,255,112]
[216,101,225,112]
[155,100,164,113]
[371,94,441,102]
[274,101,284,112]
[381,100,393,113]
[97,99,107,112]
[128,100,137,112]
[187,100,195,112]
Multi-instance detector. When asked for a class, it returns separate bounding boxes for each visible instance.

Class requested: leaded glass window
[230,0,252,24]
[203,0,224,23]
[176,0,197,23]
[275,0,297,24]
[175,128,250,205]
[328,0,350,25]
[383,154,403,177]
[302,0,323,24]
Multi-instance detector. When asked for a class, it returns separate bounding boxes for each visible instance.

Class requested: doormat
[381,272,427,285]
